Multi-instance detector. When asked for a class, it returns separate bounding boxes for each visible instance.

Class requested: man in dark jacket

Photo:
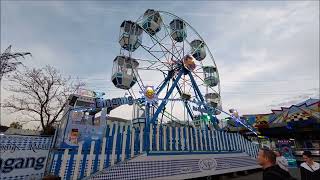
[300,151,320,180]
[257,147,295,180]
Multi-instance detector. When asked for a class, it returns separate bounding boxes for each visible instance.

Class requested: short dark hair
[303,151,312,158]
[260,148,276,164]
[274,150,282,156]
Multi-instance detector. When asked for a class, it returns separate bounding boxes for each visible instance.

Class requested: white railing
[49,122,260,180]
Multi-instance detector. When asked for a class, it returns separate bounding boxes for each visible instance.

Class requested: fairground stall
[45,9,261,180]
[228,98,320,167]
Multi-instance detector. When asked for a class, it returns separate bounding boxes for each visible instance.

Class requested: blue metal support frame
[187,71,219,129]
[150,69,184,124]
[175,82,194,152]
[156,70,175,96]
[175,84,194,120]
[145,103,151,153]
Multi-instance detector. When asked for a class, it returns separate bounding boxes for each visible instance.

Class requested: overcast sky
[1,0,319,128]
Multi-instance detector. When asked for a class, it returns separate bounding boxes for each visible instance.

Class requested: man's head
[274,150,282,157]
[302,151,313,164]
[257,148,276,168]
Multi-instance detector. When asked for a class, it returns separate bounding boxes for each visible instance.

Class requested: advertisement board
[277,140,297,167]
[0,135,52,179]
[62,110,106,147]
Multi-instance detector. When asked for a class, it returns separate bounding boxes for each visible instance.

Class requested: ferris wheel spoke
[141,27,180,62]
[194,66,203,72]
[127,89,137,99]
[191,71,219,94]
[178,78,194,93]
[135,58,169,71]
[135,58,160,63]
[150,31,171,51]
[175,84,195,120]
[151,69,183,124]
[184,38,206,57]
[149,48,172,62]
[148,35,171,62]
[132,69,145,92]
[160,20,185,61]
[140,44,171,69]
[148,63,168,70]
[137,67,168,71]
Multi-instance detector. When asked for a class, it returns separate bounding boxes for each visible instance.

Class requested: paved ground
[227,168,301,180]
[190,168,301,180]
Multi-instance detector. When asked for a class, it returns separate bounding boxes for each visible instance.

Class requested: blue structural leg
[156,70,174,96]
[187,71,219,128]
[175,84,194,120]
[145,103,150,153]
[150,69,184,124]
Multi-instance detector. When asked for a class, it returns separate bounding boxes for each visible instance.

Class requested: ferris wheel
[111,9,222,129]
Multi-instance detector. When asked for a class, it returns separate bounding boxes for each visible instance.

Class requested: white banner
[0,135,52,180]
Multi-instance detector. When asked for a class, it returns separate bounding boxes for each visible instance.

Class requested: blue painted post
[231,133,236,151]
[116,124,122,163]
[224,132,228,151]
[145,103,150,153]
[175,127,179,151]
[219,131,223,151]
[240,134,245,153]
[53,152,63,176]
[225,132,229,151]
[221,131,225,151]
[211,130,215,151]
[251,142,255,157]
[212,131,216,151]
[246,140,250,156]
[150,70,183,124]
[169,126,173,151]
[226,132,231,151]
[160,125,163,151]
[93,140,101,173]
[225,132,230,151]
[235,133,240,151]
[187,71,218,129]
[172,127,176,151]
[126,126,131,159]
[79,153,88,179]
[194,129,199,151]
[156,70,174,96]
[203,129,207,151]
[175,85,194,120]
[106,123,114,168]
[221,131,226,151]
[248,141,252,156]
[252,143,256,157]
[183,127,188,151]
[135,127,140,155]
[216,131,220,151]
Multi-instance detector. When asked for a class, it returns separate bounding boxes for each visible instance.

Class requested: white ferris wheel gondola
[169,19,187,42]
[203,66,219,87]
[142,9,162,36]
[119,20,143,52]
[111,55,139,90]
[190,39,206,61]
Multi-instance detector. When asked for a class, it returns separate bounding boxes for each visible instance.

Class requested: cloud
[1,1,319,128]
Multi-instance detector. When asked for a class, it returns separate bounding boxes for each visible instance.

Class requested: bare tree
[0,45,31,80]
[3,65,84,134]
[0,45,31,128]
